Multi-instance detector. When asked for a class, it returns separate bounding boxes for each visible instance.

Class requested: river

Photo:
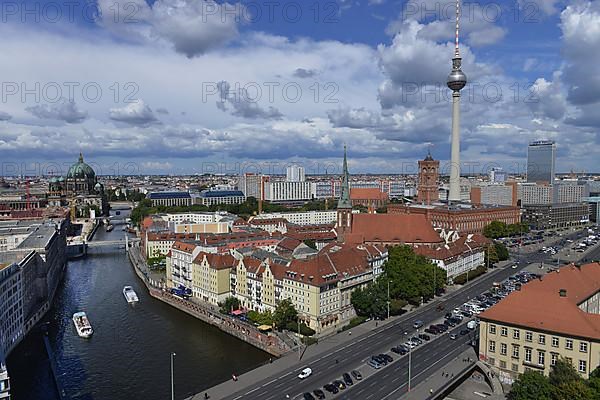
[7,212,269,400]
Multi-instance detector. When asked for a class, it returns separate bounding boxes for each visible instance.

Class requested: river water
[7,212,269,400]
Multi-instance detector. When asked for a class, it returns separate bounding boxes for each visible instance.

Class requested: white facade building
[252,210,338,225]
[263,181,315,202]
[286,165,305,182]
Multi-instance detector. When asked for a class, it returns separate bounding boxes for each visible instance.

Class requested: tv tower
[447,0,467,202]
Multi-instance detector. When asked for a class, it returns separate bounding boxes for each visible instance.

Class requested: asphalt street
[225,228,593,400]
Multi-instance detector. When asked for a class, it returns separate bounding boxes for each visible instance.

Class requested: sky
[0,0,598,176]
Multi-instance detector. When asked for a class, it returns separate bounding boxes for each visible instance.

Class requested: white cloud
[26,99,88,123]
[109,100,159,126]
[96,0,243,57]
[0,111,11,121]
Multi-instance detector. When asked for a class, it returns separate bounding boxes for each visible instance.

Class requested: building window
[512,345,520,359]
[489,357,495,366]
[489,324,496,334]
[552,337,559,348]
[538,334,546,345]
[566,339,573,350]
[500,343,507,356]
[489,340,496,353]
[525,331,532,342]
[538,351,545,366]
[525,347,532,363]
[579,360,587,374]
[512,363,519,372]
[551,353,558,366]
[501,327,508,337]
[513,329,520,340]
[580,342,588,353]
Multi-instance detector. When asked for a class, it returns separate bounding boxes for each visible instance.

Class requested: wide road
[225,228,591,400]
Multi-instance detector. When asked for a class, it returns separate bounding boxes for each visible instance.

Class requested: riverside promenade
[127,243,290,357]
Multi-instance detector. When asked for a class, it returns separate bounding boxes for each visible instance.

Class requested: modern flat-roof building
[584,197,600,226]
[522,203,590,230]
[196,190,245,206]
[148,191,192,207]
[479,263,600,379]
[527,140,556,184]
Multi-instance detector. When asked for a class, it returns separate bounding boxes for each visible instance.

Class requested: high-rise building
[447,0,467,202]
[527,140,556,184]
[417,151,440,205]
[286,165,305,182]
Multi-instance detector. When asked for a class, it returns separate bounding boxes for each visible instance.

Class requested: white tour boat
[72,312,93,338]
[123,286,139,304]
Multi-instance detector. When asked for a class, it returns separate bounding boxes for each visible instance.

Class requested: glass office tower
[527,140,556,184]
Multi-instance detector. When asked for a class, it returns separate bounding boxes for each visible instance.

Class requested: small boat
[123,286,139,303]
[72,312,93,338]
[106,224,114,232]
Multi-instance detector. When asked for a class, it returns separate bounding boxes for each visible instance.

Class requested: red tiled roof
[285,243,377,286]
[480,263,600,340]
[414,233,489,262]
[172,241,197,253]
[349,214,443,244]
[193,252,236,270]
[350,188,388,201]
[277,237,303,251]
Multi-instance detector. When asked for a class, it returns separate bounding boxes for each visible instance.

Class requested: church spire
[79,152,84,163]
[338,145,352,209]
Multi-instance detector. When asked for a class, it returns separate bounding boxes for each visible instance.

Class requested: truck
[467,320,477,330]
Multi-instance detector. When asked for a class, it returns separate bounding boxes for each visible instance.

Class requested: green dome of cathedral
[67,153,96,180]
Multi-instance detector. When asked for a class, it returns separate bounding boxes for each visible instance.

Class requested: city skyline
[0,1,599,174]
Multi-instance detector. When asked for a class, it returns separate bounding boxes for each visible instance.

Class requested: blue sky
[0,0,598,176]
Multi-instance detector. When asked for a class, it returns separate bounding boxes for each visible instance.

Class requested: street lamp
[170,352,176,400]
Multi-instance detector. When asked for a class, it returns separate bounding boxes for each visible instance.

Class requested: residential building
[282,243,387,335]
[554,182,589,204]
[518,183,553,205]
[479,263,600,379]
[231,257,286,313]
[527,140,556,184]
[192,252,236,305]
[471,184,515,207]
[314,180,341,199]
[286,165,305,182]
[148,191,192,207]
[251,210,338,226]
[167,241,200,290]
[263,181,315,202]
[237,173,265,199]
[414,233,488,282]
[0,360,8,399]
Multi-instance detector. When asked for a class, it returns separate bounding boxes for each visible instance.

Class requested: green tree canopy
[273,299,298,329]
[549,359,582,387]
[219,296,240,314]
[508,371,553,400]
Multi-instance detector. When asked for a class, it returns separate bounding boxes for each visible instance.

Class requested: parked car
[450,334,458,340]
[351,370,363,380]
[418,333,431,341]
[343,372,354,386]
[460,329,469,335]
[413,320,424,329]
[333,380,346,390]
[379,353,393,363]
[324,383,339,394]
[298,367,312,379]
[303,393,316,400]
[313,389,326,399]
[368,359,381,369]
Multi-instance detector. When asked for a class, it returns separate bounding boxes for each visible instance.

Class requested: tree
[273,299,298,329]
[219,296,240,314]
[508,370,553,400]
[587,367,600,397]
[247,310,273,326]
[549,359,582,387]
[552,380,594,400]
[483,221,508,239]
[495,242,509,261]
